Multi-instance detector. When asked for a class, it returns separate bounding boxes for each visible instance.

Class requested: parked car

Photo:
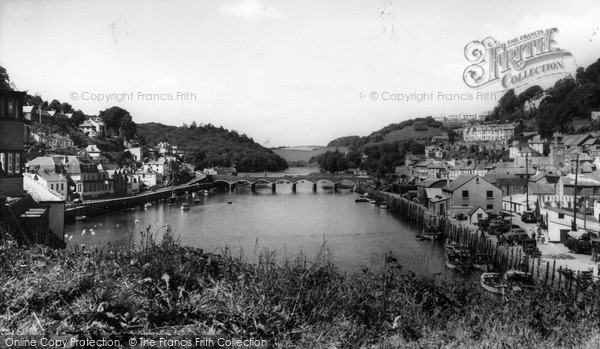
[521,211,537,223]
[452,213,467,221]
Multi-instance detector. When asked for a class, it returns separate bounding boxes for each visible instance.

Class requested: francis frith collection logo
[463,28,575,90]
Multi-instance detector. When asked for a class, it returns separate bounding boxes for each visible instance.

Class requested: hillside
[327,136,360,147]
[136,122,288,172]
[272,146,348,163]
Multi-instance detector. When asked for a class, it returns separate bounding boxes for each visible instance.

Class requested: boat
[181,203,191,211]
[504,269,534,292]
[445,251,466,271]
[444,238,458,250]
[480,273,508,294]
[194,197,201,203]
[355,198,369,203]
[144,202,152,208]
[369,199,377,204]
[421,225,442,240]
[75,215,87,221]
[227,200,232,204]
[471,253,493,272]
[361,193,369,198]
[380,202,388,209]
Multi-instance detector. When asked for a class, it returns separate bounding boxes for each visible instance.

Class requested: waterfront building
[416,179,448,206]
[0,90,26,196]
[27,156,113,200]
[443,175,502,215]
[24,172,68,199]
[0,90,64,248]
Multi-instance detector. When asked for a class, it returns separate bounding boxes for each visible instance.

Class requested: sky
[1,0,599,147]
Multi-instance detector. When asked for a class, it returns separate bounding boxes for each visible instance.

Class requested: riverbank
[1,237,599,348]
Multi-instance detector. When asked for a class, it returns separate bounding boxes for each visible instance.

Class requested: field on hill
[272,146,348,162]
[381,125,444,143]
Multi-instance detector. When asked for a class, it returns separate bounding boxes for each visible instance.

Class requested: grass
[1,228,600,348]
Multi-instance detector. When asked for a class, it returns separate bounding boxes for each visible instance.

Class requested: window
[486,190,493,198]
[577,188,583,195]
[7,100,14,118]
[0,153,5,174]
[486,204,493,210]
[558,213,564,219]
[14,153,20,173]
[462,190,469,198]
[477,213,483,219]
[594,188,599,196]
[7,153,13,174]
[77,184,82,193]
[61,183,64,191]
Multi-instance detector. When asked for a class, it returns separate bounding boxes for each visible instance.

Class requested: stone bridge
[213,174,370,193]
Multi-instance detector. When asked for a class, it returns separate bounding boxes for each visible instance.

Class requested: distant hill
[327,136,360,147]
[137,122,288,172]
[272,146,348,163]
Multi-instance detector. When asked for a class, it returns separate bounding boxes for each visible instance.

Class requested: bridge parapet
[213,174,370,185]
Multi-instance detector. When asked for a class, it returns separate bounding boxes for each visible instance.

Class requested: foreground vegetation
[1,230,600,348]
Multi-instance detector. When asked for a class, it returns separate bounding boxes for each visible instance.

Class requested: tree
[46,99,62,112]
[0,66,13,91]
[61,102,73,113]
[70,110,86,126]
[99,106,137,140]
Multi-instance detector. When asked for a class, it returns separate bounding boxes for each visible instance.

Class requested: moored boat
[380,202,388,209]
[144,202,152,208]
[480,272,508,294]
[444,238,458,250]
[445,251,466,271]
[504,269,534,292]
[181,202,191,211]
[75,215,87,221]
[355,198,369,203]
[422,225,442,240]
[471,253,493,272]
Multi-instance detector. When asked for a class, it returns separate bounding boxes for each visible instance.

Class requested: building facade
[0,90,26,197]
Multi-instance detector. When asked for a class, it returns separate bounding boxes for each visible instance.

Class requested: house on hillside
[78,117,106,138]
[85,145,102,159]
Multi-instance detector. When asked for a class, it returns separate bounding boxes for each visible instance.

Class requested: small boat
[480,273,508,294]
[504,269,534,292]
[181,203,191,211]
[369,199,377,204]
[75,215,87,221]
[444,238,458,250]
[471,253,493,272]
[144,202,152,208]
[421,226,442,240]
[194,197,201,203]
[355,198,369,203]
[227,200,232,204]
[380,202,388,209]
[361,193,369,198]
[445,251,465,271]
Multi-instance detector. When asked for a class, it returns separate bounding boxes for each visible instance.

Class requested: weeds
[0,233,599,348]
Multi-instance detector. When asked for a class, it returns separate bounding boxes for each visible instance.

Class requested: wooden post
[545,261,550,285]
[558,266,562,290]
[575,270,581,298]
[551,260,556,288]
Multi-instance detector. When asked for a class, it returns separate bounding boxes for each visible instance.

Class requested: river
[65,170,450,276]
